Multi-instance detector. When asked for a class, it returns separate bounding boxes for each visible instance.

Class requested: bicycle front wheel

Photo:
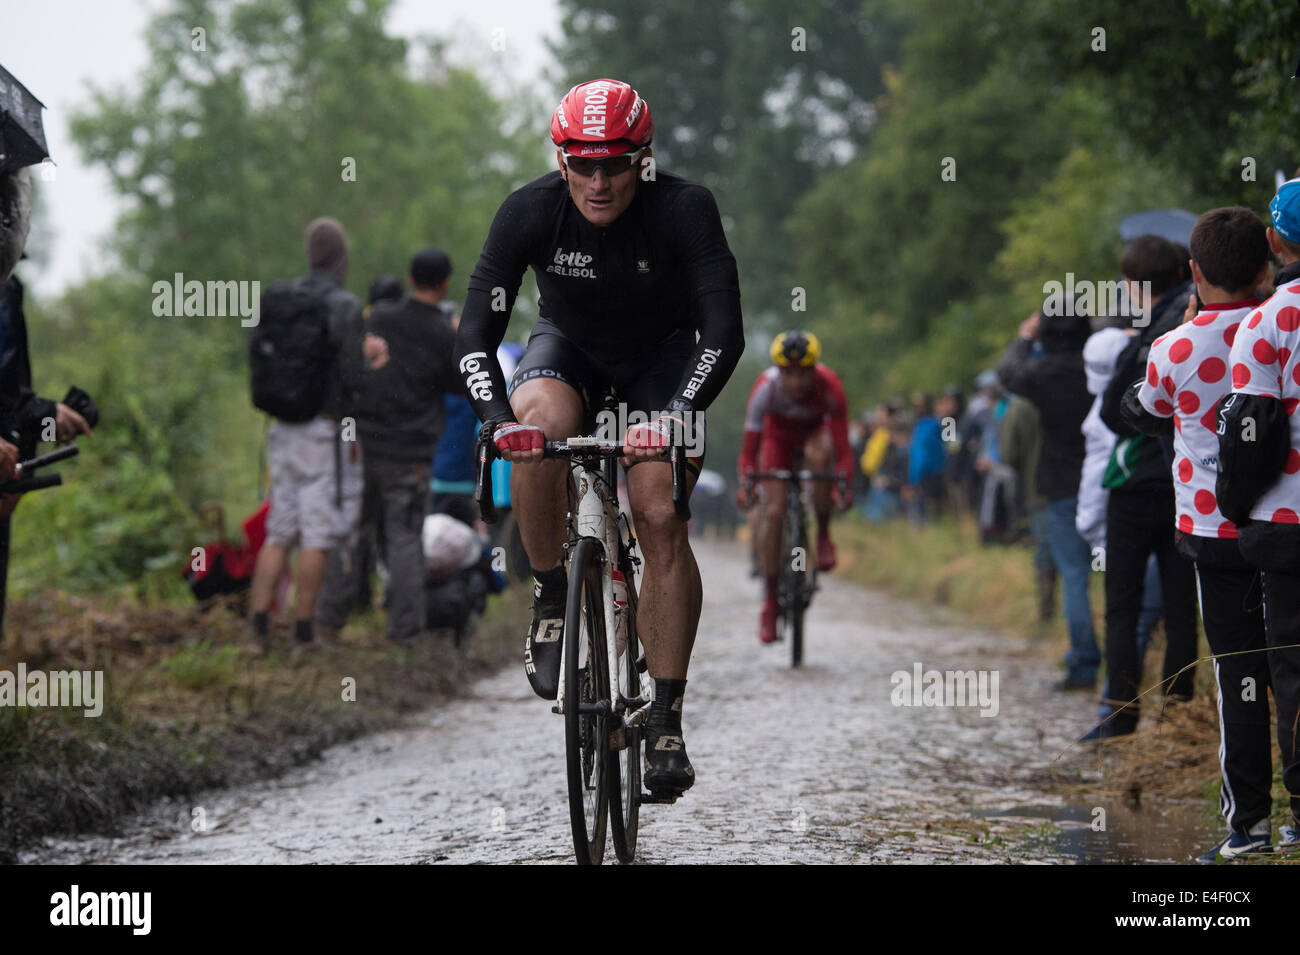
[609,553,641,864]
[564,537,611,865]
[783,508,808,668]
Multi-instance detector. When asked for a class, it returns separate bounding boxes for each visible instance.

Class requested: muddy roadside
[0,586,528,863]
[833,514,1299,863]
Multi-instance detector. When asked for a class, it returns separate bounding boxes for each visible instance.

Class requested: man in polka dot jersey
[1213,179,1300,857]
[1123,206,1273,862]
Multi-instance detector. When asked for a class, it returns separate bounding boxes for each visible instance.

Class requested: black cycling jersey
[453,169,744,426]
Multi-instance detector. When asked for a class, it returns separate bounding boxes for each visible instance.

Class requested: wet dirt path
[27,538,1217,864]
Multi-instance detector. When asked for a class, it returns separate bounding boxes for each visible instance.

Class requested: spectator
[997,296,1097,691]
[1212,180,1300,853]
[247,217,366,647]
[317,247,464,644]
[1124,205,1273,859]
[860,401,895,481]
[907,393,946,522]
[972,379,1013,543]
[999,394,1056,621]
[353,273,414,612]
[364,274,404,318]
[430,310,483,530]
[958,370,1000,513]
[1097,234,1200,734]
[0,274,94,635]
[1079,324,1163,729]
[872,415,912,522]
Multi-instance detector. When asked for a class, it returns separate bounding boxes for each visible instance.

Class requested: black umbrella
[0,63,48,173]
[1118,209,1198,247]
[0,64,46,281]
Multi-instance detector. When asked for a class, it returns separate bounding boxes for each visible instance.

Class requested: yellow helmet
[770,330,821,368]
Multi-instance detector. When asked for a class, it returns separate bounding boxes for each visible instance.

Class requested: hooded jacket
[996,311,1092,501]
[1075,327,1131,547]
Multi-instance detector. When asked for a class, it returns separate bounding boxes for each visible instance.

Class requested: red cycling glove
[493,422,545,456]
[623,415,680,452]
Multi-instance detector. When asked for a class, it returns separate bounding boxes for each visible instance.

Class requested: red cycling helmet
[550,79,653,157]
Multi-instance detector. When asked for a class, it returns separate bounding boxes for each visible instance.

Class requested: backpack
[249,278,334,421]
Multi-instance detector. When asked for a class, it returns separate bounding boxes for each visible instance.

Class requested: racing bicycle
[475,427,690,864]
[746,453,843,667]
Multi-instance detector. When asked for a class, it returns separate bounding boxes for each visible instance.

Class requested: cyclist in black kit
[454,78,744,798]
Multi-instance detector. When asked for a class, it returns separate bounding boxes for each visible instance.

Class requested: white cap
[1082,327,1131,396]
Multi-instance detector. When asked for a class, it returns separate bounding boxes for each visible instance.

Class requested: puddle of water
[982,802,1220,864]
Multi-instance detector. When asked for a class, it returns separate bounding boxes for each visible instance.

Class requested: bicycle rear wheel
[564,537,610,865]
[609,549,641,864]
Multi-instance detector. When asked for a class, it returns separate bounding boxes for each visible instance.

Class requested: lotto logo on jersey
[458,351,494,401]
[546,247,598,279]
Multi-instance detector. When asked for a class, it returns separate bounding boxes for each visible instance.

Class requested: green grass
[163,640,240,690]
[835,511,1104,644]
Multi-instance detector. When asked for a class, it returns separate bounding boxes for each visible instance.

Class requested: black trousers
[1193,545,1271,832]
[1103,489,1199,729]
[1260,568,1300,824]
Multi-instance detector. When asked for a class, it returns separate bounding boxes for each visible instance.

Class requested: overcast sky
[1,0,561,297]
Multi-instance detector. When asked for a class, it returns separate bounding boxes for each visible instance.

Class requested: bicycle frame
[555,438,638,722]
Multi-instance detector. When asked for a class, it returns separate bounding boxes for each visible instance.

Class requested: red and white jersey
[739,364,853,476]
[1228,284,1300,524]
[743,364,847,432]
[1138,300,1258,538]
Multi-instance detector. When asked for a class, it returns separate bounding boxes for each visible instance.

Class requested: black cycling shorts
[508,323,705,471]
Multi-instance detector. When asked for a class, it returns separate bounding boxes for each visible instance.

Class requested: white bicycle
[475,429,691,865]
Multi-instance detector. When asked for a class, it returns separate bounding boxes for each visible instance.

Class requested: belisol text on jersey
[681,347,723,401]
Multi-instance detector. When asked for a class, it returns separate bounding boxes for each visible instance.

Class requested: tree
[69,0,542,351]
[551,0,906,326]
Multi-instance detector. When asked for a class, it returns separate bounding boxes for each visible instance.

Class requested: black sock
[251,611,269,638]
[649,678,687,733]
[294,619,314,643]
[532,564,567,603]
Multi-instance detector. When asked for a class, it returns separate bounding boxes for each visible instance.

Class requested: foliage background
[12,0,1299,598]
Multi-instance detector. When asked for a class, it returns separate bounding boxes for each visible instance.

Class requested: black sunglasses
[562,148,646,179]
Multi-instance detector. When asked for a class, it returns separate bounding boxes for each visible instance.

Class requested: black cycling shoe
[524,574,566,700]
[643,723,696,797]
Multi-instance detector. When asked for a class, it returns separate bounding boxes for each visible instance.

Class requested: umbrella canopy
[1118,208,1199,247]
[0,64,49,173]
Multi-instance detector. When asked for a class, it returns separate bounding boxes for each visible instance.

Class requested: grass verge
[0,584,528,863]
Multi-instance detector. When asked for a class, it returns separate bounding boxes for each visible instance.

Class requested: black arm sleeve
[996,338,1037,402]
[1216,391,1292,524]
[1101,337,1144,436]
[666,187,744,414]
[1120,379,1174,437]
[453,191,537,425]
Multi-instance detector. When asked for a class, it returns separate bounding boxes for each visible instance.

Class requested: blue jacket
[909,416,946,484]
